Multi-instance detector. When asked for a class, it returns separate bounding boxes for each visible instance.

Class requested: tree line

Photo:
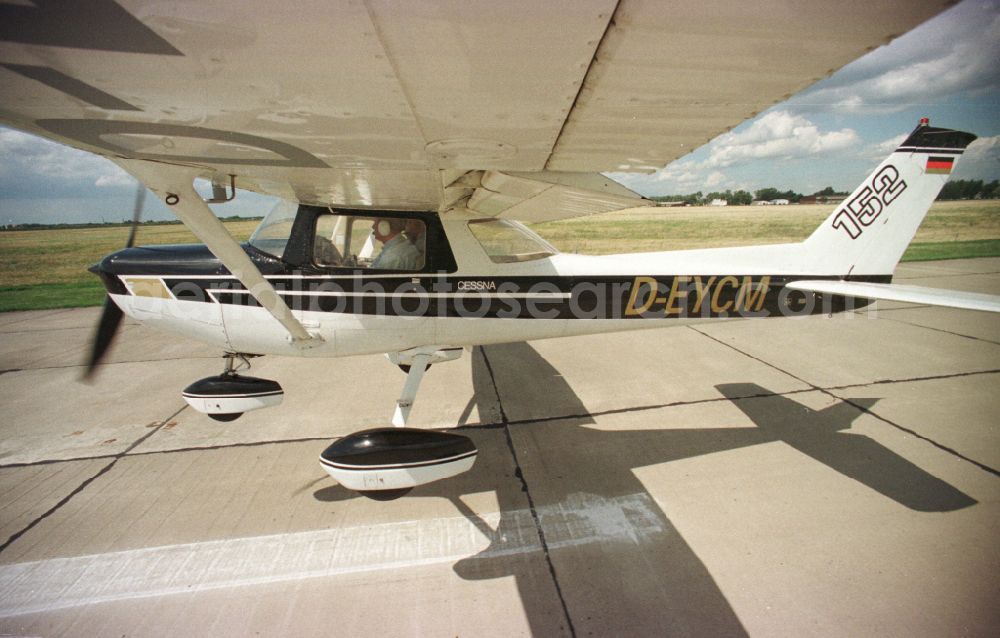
[937,179,1000,200]
[651,180,998,205]
[1,215,262,231]
[651,186,839,206]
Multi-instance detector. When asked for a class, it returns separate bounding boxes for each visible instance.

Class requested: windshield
[249,200,298,258]
[468,219,558,263]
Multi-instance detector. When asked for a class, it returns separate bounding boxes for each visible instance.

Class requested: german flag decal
[926,156,954,174]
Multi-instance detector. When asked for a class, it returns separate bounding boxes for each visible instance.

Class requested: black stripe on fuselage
[141,274,889,320]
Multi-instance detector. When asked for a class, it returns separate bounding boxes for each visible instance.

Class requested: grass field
[0,200,997,312]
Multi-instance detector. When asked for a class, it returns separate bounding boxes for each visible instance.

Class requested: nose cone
[89,250,122,276]
[89,249,129,295]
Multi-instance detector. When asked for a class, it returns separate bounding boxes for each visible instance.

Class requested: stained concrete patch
[0,361,204,464]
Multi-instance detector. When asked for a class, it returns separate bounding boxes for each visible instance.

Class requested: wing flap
[465,170,652,222]
[787,280,1000,313]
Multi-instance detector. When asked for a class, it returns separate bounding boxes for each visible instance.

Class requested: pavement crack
[826,368,1000,390]
[689,326,1000,478]
[480,346,578,638]
[871,314,1000,345]
[0,405,188,556]
[6,368,997,471]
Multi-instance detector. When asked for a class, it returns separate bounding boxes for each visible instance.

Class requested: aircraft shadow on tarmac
[315,342,975,635]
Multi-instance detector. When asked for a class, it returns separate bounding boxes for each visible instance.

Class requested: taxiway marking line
[0,492,665,617]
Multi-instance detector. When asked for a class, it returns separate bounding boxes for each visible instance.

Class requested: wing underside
[0,0,954,212]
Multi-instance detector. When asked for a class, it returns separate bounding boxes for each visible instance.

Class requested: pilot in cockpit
[371,218,421,270]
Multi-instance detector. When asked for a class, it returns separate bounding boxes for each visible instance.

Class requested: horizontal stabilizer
[787,280,1000,313]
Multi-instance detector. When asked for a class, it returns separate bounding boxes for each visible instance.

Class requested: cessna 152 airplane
[2,0,998,494]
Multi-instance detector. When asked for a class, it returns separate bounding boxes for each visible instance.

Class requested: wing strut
[115,159,323,348]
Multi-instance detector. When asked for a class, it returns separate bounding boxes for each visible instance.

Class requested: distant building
[709,198,728,206]
[799,195,846,205]
[770,199,790,205]
[752,200,771,206]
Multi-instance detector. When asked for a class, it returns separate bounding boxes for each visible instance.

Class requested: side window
[313,214,426,271]
[468,219,557,263]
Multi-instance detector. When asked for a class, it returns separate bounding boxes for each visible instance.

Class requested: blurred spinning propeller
[82,182,146,380]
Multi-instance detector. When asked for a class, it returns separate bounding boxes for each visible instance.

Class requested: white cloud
[0,127,133,192]
[953,135,1000,179]
[704,171,726,188]
[610,112,867,195]
[703,111,859,168]
[95,172,136,188]
[864,133,908,161]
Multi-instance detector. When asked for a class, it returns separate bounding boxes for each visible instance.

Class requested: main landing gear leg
[388,346,464,427]
[393,353,430,427]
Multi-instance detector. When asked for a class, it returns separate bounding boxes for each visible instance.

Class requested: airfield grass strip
[0,282,106,312]
[900,238,1000,262]
[1,241,998,313]
[0,202,998,312]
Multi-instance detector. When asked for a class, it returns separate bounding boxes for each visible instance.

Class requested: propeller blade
[82,295,124,381]
[125,183,146,248]
[86,181,145,380]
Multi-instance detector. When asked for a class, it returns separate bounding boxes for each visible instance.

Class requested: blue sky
[0,0,998,225]
[612,0,1000,197]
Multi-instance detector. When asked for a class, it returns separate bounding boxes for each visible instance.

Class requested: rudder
[801,120,976,276]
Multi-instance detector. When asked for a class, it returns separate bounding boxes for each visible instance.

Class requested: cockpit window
[468,219,558,263]
[248,200,298,258]
[314,214,425,271]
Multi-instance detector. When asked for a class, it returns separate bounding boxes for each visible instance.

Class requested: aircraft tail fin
[801,120,976,275]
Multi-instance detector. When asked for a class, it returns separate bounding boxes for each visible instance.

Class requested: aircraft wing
[0,0,955,213]
[787,280,1000,313]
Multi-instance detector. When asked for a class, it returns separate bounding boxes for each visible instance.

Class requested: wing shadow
[314,342,974,635]
[715,383,976,512]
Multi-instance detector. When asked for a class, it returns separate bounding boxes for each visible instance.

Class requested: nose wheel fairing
[181,373,284,419]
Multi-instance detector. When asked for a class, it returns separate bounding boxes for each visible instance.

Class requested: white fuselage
[110,211,822,358]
